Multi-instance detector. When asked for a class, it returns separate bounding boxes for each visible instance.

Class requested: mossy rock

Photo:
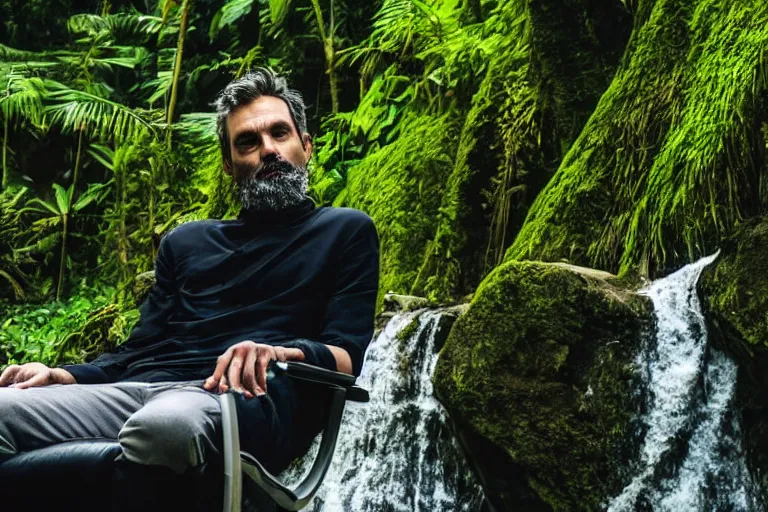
[433,260,652,511]
[699,217,768,498]
[699,217,768,352]
[133,270,156,306]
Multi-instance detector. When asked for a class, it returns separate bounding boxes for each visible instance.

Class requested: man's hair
[213,68,308,165]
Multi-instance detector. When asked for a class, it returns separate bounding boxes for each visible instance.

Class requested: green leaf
[210,0,255,39]
[269,0,292,25]
[25,198,60,216]
[53,184,70,215]
[87,144,115,171]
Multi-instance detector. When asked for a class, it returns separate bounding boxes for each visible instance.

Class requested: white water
[607,253,759,511]
[283,311,484,511]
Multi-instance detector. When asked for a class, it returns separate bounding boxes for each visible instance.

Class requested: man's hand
[203,341,305,399]
[0,362,76,389]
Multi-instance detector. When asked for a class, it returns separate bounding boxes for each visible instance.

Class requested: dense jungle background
[3,0,768,510]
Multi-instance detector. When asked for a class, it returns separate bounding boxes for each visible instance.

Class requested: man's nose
[260,136,279,159]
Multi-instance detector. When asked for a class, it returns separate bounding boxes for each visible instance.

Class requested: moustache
[244,159,296,181]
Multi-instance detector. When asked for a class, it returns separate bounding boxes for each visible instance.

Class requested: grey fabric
[0,380,220,474]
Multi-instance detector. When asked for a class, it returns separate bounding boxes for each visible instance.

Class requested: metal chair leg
[221,393,242,512]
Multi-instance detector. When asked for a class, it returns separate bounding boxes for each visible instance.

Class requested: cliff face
[506,0,768,279]
[433,261,652,511]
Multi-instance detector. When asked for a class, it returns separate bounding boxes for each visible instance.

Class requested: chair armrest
[274,361,369,402]
[274,361,356,386]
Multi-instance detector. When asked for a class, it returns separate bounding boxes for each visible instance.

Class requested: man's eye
[237,137,259,148]
[273,129,289,138]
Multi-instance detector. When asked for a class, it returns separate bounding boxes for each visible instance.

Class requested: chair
[0,361,369,511]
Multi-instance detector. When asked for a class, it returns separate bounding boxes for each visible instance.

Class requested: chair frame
[220,361,369,511]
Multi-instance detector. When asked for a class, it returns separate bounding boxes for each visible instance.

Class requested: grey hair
[213,68,308,165]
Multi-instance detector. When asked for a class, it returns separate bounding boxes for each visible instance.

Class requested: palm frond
[0,44,46,63]
[44,81,153,141]
[68,13,163,45]
[87,144,115,172]
[146,70,174,105]
[0,73,47,128]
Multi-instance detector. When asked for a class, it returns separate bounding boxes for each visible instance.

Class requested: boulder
[433,260,652,511]
[133,270,156,305]
[699,217,768,495]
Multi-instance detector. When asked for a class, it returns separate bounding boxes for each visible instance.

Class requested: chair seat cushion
[0,440,122,477]
[0,440,122,509]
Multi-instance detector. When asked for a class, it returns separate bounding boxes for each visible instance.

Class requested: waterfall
[284,310,485,511]
[607,253,759,512]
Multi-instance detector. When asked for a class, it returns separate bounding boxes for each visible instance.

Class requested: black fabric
[61,199,379,384]
[111,458,221,512]
[0,440,122,510]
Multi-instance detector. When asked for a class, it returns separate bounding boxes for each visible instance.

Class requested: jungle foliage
[1,0,767,368]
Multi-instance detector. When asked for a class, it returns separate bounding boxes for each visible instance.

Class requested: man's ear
[302,133,313,162]
[223,158,233,176]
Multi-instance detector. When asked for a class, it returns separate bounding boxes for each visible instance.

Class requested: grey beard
[235,164,309,212]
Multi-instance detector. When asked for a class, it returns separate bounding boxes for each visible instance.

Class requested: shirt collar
[237,197,316,227]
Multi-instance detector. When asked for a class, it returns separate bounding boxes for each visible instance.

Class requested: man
[0,68,380,510]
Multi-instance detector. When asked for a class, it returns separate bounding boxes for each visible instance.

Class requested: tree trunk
[2,114,8,190]
[149,157,157,261]
[166,0,193,144]
[327,43,339,114]
[67,129,84,212]
[58,129,84,301]
[310,0,339,114]
[56,213,68,302]
[116,150,129,287]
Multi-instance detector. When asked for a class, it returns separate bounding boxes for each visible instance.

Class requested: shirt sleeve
[60,232,179,384]
[314,214,380,376]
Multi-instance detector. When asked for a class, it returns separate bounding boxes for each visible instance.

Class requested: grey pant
[0,380,220,474]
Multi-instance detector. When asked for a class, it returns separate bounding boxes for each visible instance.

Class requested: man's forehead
[228,96,294,134]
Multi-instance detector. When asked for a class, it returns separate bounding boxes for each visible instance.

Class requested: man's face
[225,95,313,211]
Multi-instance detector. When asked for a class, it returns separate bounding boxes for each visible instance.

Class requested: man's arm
[205,212,380,397]
[58,231,179,384]
[326,346,352,375]
[0,362,76,388]
[312,213,380,376]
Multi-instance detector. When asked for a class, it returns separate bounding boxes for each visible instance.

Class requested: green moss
[507,0,768,277]
[396,316,420,349]
[415,0,630,303]
[335,112,460,303]
[433,261,651,510]
[700,217,768,349]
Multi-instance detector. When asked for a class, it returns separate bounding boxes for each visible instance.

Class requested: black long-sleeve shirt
[61,199,380,384]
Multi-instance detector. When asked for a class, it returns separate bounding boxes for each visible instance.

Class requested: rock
[53,304,122,365]
[433,260,652,511]
[133,270,156,305]
[699,218,768,352]
[383,293,431,313]
[699,217,768,494]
